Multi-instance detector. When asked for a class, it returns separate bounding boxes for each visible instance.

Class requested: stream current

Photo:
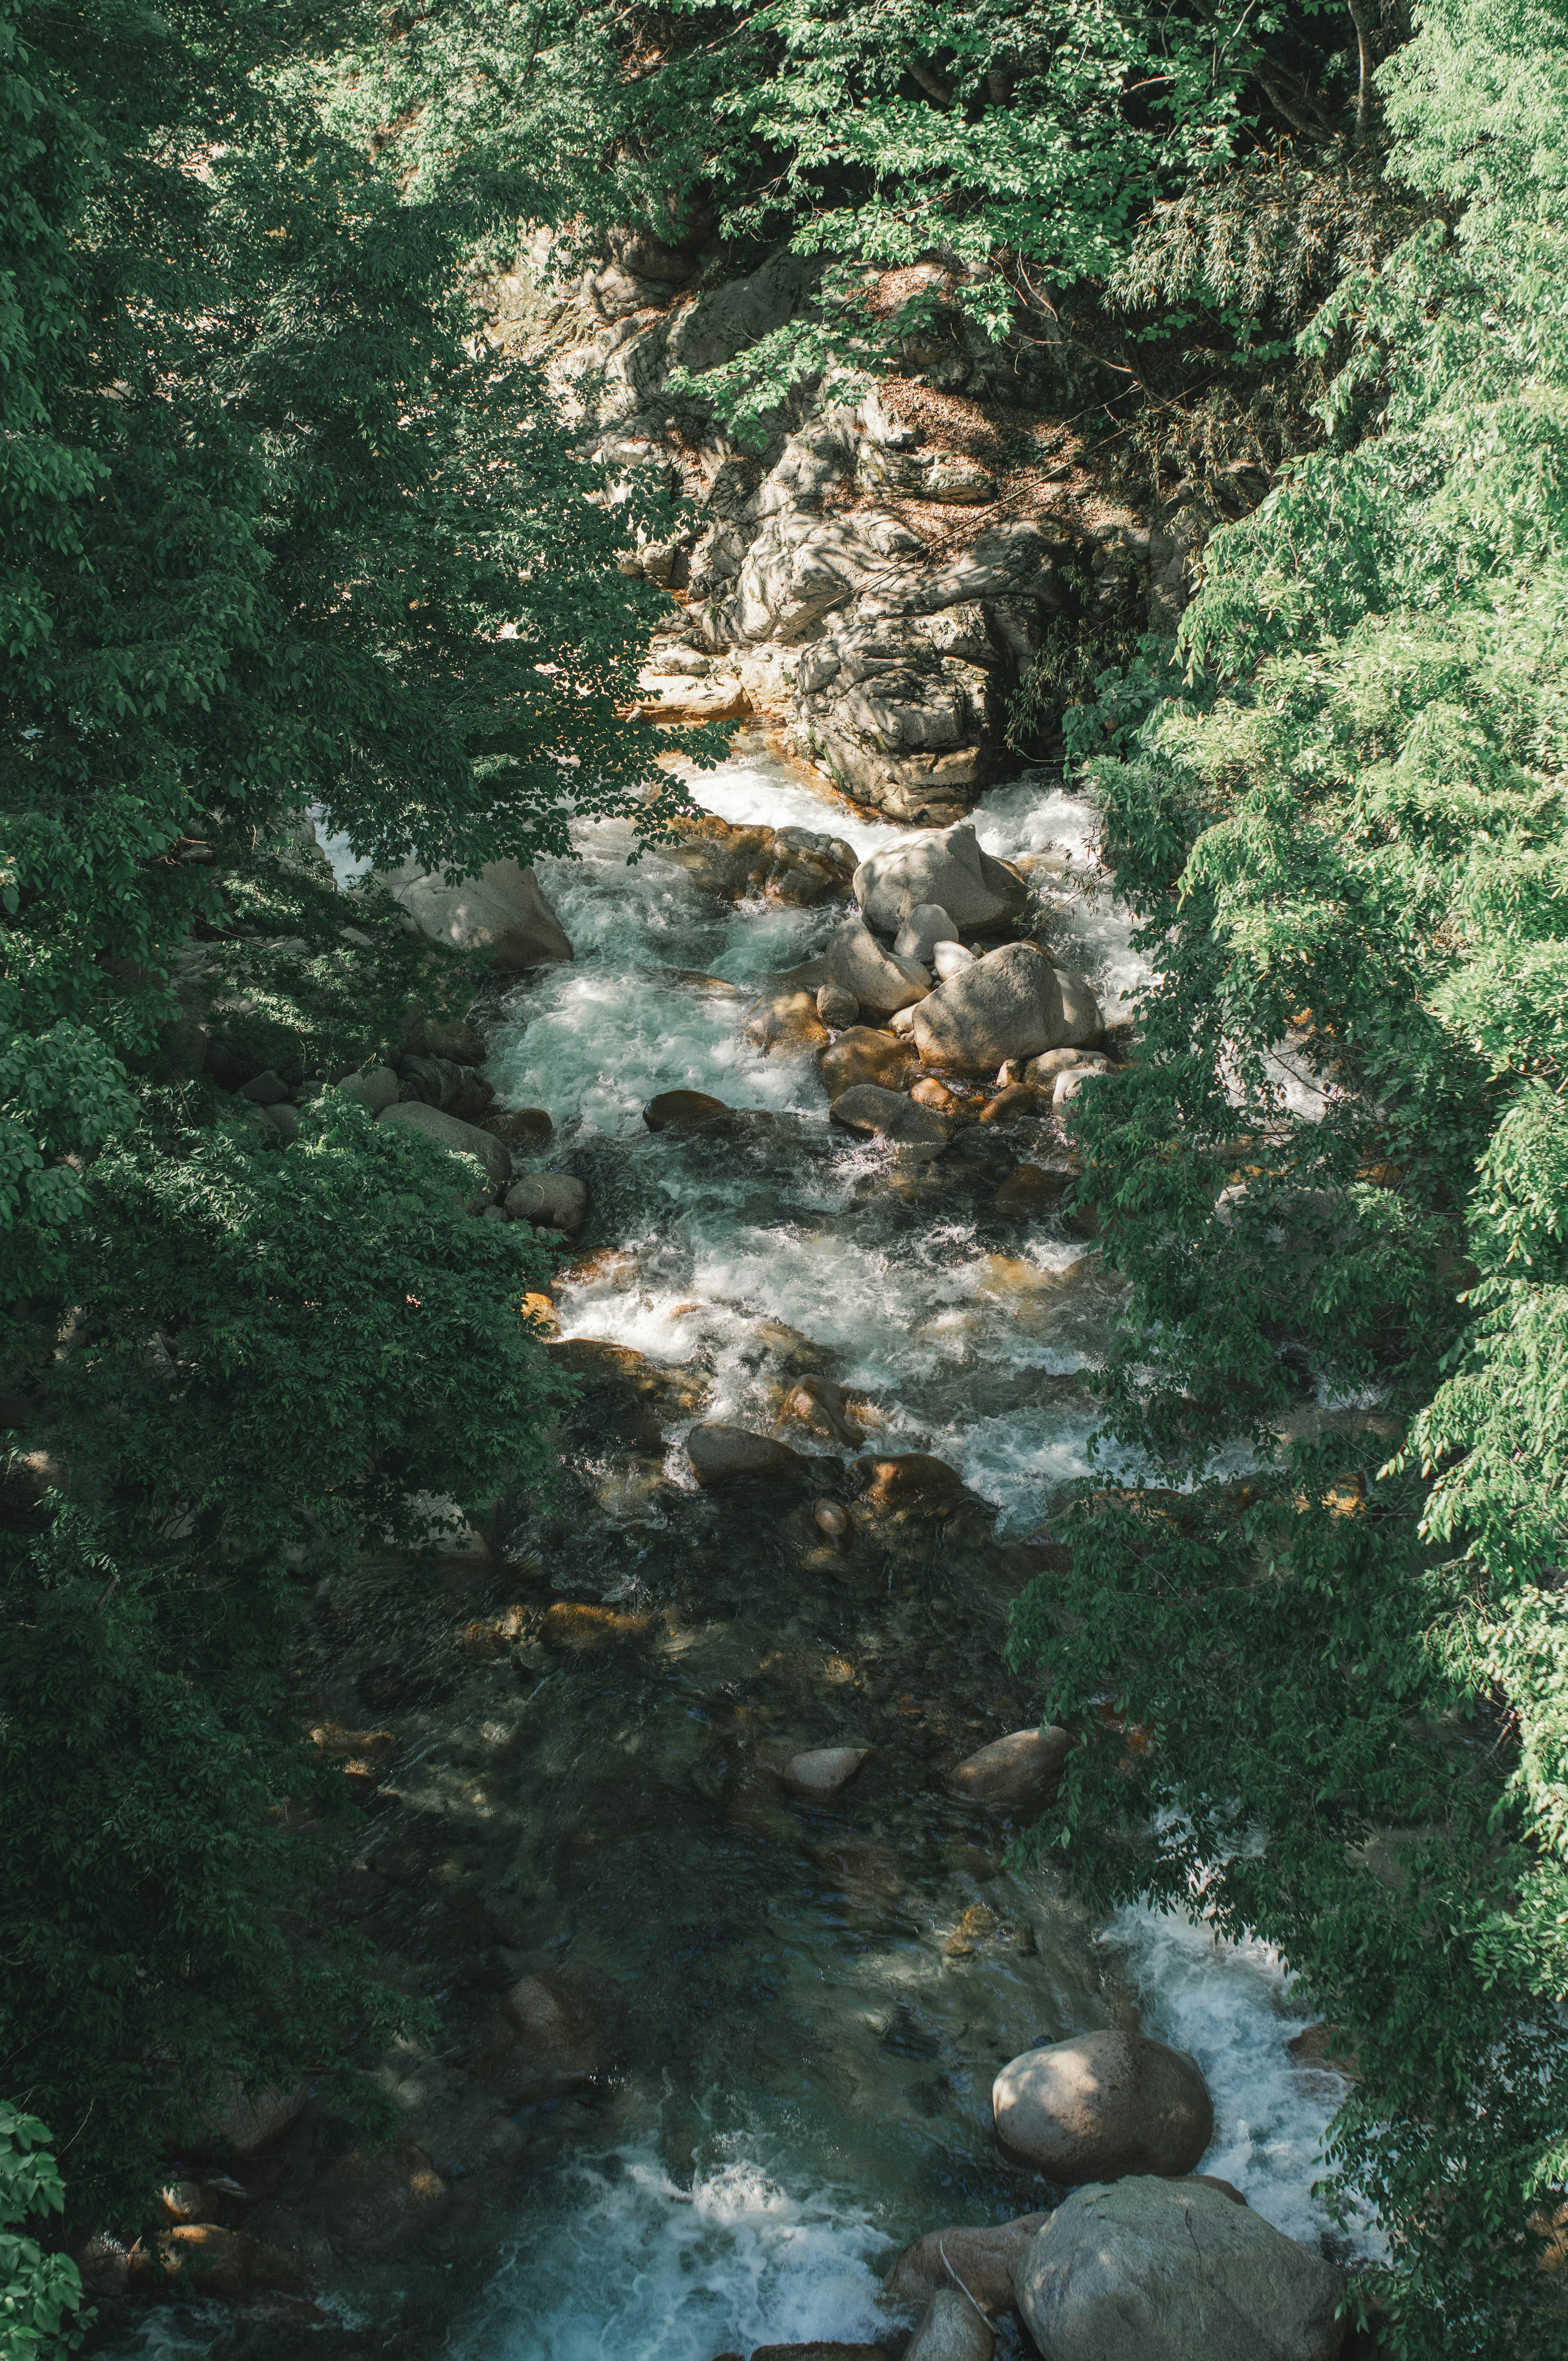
[432,739,1360,2356]
[123,743,1361,2361]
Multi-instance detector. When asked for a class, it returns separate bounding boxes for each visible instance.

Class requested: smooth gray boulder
[823,915,932,1018]
[378,1101,511,1193]
[1055,970,1105,1048]
[904,2288,993,2361]
[829,1085,952,1154]
[951,1726,1070,1813]
[894,903,960,963]
[911,943,1064,1074]
[372,856,572,969]
[782,1746,869,1798]
[854,823,1027,934]
[1014,2178,1346,2361]
[883,2213,1051,2314]
[993,2031,1214,2182]
[503,1173,587,1234]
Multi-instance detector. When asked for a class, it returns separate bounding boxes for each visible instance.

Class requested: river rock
[911,943,1064,1074]
[904,2290,994,2361]
[334,1065,400,1115]
[504,1173,587,1233]
[820,1027,918,1100]
[894,902,960,963]
[994,1163,1069,1212]
[933,940,977,980]
[822,914,932,1018]
[829,1085,951,1153]
[910,1076,969,1118]
[309,2136,450,2263]
[855,822,1028,934]
[687,1424,819,1488]
[485,1105,554,1152]
[816,982,860,1028]
[883,2213,1052,2313]
[782,1746,869,1797]
[372,856,573,968]
[207,2080,309,2156]
[1056,971,1105,1048]
[951,1726,1070,1813]
[1022,1047,1083,1087]
[147,2224,316,2305]
[993,2031,1214,2181]
[379,1100,512,1192]
[1014,2177,1346,2361]
[645,1089,732,1131]
[851,1452,970,1510]
[746,986,831,1052]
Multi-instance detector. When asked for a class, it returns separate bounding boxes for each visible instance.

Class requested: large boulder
[1014,2178,1346,2361]
[644,1089,732,1131]
[829,1085,952,1154]
[378,1100,512,1192]
[904,2289,994,2361]
[883,2213,1052,2314]
[993,2031,1214,2182]
[822,915,932,1018]
[854,822,1028,935]
[951,1726,1070,1813]
[911,943,1064,1074]
[503,1173,587,1233]
[820,1027,918,1100]
[372,856,572,969]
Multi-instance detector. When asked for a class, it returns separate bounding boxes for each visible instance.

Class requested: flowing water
[128,744,1362,2361]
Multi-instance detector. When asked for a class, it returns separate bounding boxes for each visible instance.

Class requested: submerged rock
[883,2212,1052,2314]
[911,943,1064,1074]
[1014,2178,1346,2361]
[993,2031,1214,2182]
[855,822,1027,935]
[950,1726,1070,1813]
[782,1745,870,1797]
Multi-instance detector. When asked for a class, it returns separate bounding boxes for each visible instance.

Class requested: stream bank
[104,734,1365,2361]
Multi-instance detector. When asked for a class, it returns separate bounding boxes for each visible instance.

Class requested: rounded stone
[503,1173,587,1233]
[378,1099,512,1192]
[782,1746,869,1797]
[993,2031,1214,2182]
[951,1726,1070,1813]
[644,1089,731,1131]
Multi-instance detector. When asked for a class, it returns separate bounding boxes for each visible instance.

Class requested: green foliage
[0,2111,88,2359]
[1009,0,1568,2345]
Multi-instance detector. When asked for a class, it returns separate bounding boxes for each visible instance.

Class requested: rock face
[993,2031,1215,2183]
[911,943,1065,1074]
[883,2213,1052,2314]
[1014,2178,1347,2361]
[855,823,1028,935]
[373,856,572,969]
[378,1100,512,1193]
[822,914,932,1018]
[829,1085,952,1153]
[951,1726,1070,1813]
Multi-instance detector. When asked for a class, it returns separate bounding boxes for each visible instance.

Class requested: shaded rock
[645,1089,732,1131]
[816,982,860,1028]
[977,1084,1049,1126]
[146,2224,316,2307]
[334,1065,400,1116]
[951,1726,1070,1813]
[659,813,854,907]
[746,987,831,1053]
[208,2081,310,2156]
[855,822,1027,935]
[395,1052,495,1123]
[310,2136,450,2263]
[911,944,1064,1074]
[373,856,573,969]
[238,1069,289,1105]
[263,1102,301,1143]
[687,1424,820,1488]
[904,2289,995,2361]
[934,940,977,981]
[851,1453,970,1510]
[750,2348,890,2361]
[478,1970,606,2107]
[379,1100,512,1192]
[1188,2175,1249,2206]
[993,2031,1214,2182]
[485,1105,555,1153]
[1022,1047,1082,1087]
[780,1374,865,1447]
[820,1027,918,1101]
[1056,971,1104,1049]
[995,1163,1069,1213]
[541,1601,657,1653]
[793,621,991,825]
[504,1173,588,1233]
[895,903,960,962]
[1014,2177,1346,2361]
[909,1076,969,1119]
[884,2214,1052,2316]
[782,1746,870,1797]
[822,915,932,1018]
[829,1085,951,1153]
[403,1011,487,1065]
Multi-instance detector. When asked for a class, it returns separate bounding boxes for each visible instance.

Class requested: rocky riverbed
[94,734,1375,2361]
